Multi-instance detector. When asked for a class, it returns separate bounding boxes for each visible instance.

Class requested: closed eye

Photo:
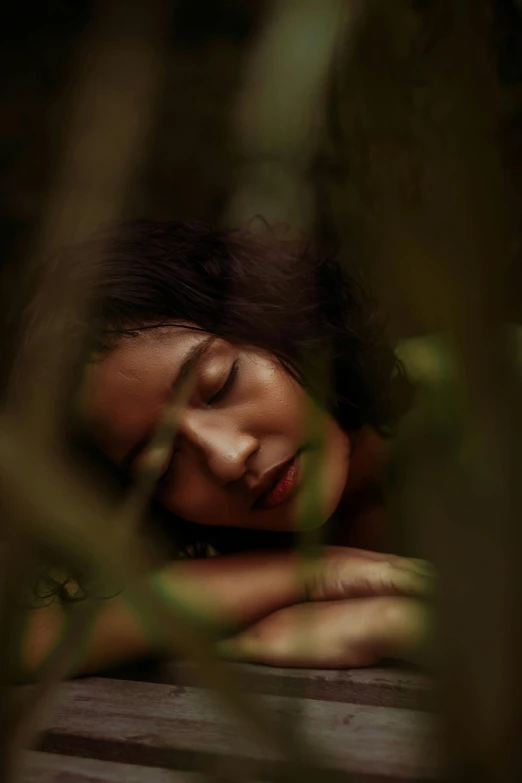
[208,359,239,405]
[157,359,239,487]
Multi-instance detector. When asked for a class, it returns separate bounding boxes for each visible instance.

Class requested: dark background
[2,0,522,336]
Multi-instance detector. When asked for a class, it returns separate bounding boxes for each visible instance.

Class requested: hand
[302,546,434,602]
[216,547,434,668]
[218,596,431,668]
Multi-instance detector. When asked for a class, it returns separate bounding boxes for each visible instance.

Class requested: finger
[389,557,436,578]
[324,546,435,576]
[307,557,435,601]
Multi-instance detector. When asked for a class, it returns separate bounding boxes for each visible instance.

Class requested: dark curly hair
[56,219,411,434]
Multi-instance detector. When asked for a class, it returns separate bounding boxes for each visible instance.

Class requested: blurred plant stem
[226,0,362,235]
[8,0,167,445]
[0,529,35,783]
[332,1,522,780]
[224,0,363,720]
[0,1,170,779]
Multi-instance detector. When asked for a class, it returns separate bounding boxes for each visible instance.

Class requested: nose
[180,411,259,484]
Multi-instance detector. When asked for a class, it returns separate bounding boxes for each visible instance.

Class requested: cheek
[159,468,213,522]
[246,357,308,433]
[158,461,237,527]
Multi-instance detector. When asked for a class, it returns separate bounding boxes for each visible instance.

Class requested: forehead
[81,328,208,446]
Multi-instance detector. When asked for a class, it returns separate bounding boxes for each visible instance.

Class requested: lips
[253,455,300,511]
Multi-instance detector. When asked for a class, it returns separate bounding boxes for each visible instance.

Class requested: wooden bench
[19,662,444,781]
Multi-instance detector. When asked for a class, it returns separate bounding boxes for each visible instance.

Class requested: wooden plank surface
[114,661,435,711]
[19,751,202,783]
[34,677,444,781]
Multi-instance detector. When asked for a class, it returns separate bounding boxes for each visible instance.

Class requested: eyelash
[155,359,239,488]
[208,359,239,405]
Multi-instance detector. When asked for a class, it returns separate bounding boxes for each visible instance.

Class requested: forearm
[21,550,306,679]
[20,547,432,679]
[167,550,306,627]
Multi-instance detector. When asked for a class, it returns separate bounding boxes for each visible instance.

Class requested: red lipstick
[254,456,300,510]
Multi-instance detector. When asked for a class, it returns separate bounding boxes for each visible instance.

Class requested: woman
[21,220,432,677]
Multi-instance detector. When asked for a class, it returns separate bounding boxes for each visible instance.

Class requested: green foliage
[2,2,522,782]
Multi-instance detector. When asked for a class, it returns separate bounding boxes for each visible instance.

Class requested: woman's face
[82,327,351,531]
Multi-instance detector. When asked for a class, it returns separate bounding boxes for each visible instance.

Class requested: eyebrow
[120,336,215,474]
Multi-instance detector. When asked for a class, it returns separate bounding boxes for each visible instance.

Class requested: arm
[21,548,433,678]
[21,550,304,678]
[218,596,432,669]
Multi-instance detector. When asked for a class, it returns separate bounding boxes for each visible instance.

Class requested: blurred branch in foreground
[224,0,365,720]
[1,0,169,779]
[227,0,362,235]
[7,0,167,443]
[329,1,522,780]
